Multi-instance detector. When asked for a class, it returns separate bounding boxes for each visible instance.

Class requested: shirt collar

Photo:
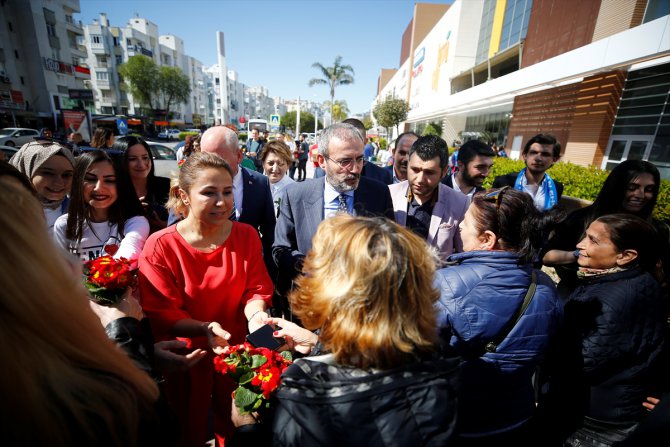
[324,180,353,204]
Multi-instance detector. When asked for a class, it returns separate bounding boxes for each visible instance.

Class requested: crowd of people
[1,121,668,447]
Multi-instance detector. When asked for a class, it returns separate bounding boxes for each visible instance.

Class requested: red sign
[63,110,91,142]
[10,90,24,104]
[239,116,246,124]
[128,119,142,125]
[74,65,91,75]
[154,121,168,126]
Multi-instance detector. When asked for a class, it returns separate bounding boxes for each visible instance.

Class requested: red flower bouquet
[83,256,137,305]
[214,343,293,415]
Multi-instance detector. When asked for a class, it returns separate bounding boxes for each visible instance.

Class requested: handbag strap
[483,270,537,354]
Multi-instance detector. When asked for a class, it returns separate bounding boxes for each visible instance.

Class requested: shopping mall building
[374,0,670,178]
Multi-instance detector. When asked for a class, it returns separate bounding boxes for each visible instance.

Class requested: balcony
[90,43,108,55]
[65,17,84,34]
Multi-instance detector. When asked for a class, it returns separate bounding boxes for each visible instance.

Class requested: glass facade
[606,63,670,179]
[475,0,497,65]
[464,112,511,146]
[499,0,532,52]
[476,0,532,65]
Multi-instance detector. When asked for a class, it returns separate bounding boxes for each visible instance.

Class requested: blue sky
[79,0,452,115]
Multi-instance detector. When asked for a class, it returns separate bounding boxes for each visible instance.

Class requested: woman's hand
[264,316,318,355]
[643,396,660,411]
[205,321,231,355]
[153,339,207,373]
[89,288,143,327]
[230,400,259,427]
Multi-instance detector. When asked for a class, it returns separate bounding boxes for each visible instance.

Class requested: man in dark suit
[199,125,276,275]
[273,123,395,311]
[492,133,564,210]
[385,131,419,183]
[441,139,495,197]
[312,118,393,185]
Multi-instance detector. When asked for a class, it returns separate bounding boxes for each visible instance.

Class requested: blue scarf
[514,168,558,210]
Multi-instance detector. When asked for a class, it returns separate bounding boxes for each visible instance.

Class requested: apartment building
[0,0,91,129]
[375,0,670,178]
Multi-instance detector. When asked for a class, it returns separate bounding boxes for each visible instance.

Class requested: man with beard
[442,139,495,198]
[273,123,395,313]
[389,135,468,262]
[386,132,419,183]
[313,118,393,185]
[493,133,564,210]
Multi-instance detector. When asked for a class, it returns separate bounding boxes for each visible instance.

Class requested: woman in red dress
[138,151,273,447]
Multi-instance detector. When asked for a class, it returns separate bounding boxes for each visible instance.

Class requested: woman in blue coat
[435,187,563,446]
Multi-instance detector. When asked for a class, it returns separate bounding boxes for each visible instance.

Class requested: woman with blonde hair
[90,127,115,150]
[260,139,294,216]
[0,178,161,447]
[270,215,459,446]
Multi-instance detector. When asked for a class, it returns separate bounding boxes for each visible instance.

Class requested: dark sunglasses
[482,186,510,212]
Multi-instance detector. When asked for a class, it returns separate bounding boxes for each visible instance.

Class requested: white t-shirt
[44,207,66,236]
[53,214,150,264]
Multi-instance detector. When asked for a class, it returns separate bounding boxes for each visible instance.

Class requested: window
[116,55,122,65]
[91,35,102,44]
[113,37,120,46]
[96,71,109,81]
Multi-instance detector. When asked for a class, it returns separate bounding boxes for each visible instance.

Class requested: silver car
[148,143,179,179]
[0,128,40,147]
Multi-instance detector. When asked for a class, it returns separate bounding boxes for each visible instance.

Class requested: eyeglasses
[482,186,510,225]
[324,155,365,170]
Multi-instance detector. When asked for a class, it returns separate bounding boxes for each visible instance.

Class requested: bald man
[198,126,277,278]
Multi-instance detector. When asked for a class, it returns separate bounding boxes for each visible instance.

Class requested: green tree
[281,111,323,135]
[325,100,350,122]
[118,55,160,113]
[308,55,354,122]
[362,116,373,130]
[422,123,440,136]
[159,66,191,120]
[373,95,409,137]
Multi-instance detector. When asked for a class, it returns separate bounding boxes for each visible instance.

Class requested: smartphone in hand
[246,324,285,351]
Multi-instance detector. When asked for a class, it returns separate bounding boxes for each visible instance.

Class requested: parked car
[0,128,40,147]
[78,144,178,179]
[0,144,18,161]
[148,143,179,178]
[158,129,181,140]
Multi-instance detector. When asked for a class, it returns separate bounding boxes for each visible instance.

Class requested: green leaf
[234,387,260,414]
[251,354,267,369]
[281,350,293,362]
[238,371,255,386]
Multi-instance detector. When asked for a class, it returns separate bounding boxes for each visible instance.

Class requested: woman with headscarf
[9,140,75,234]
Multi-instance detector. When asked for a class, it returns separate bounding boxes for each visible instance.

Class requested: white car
[0,128,40,147]
[148,143,179,178]
[158,129,181,140]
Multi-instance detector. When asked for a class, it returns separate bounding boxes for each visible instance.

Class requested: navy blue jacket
[435,250,563,436]
[565,268,667,423]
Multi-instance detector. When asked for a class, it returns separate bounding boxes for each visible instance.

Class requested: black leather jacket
[271,353,460,447]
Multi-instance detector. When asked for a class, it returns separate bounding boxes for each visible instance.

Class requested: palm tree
[308,56,354,123]
[324,100,350,122]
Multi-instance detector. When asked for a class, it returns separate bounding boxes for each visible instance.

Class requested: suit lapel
[303,178,325,241]
[428,185,447,243]
[389,182,409,226]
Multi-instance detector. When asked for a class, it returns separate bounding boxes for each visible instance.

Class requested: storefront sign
[69,89,94,100]
[43,58,75,75]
